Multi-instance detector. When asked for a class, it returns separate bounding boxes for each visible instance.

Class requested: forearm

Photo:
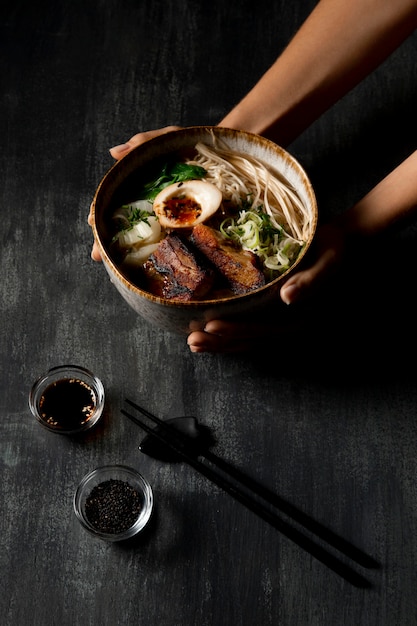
[220,0,417,145]
[334,150,417,237]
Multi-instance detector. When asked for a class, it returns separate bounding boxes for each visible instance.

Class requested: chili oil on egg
[152,179,222,229]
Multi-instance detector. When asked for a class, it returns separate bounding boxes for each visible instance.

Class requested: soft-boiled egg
[153,179,222,229]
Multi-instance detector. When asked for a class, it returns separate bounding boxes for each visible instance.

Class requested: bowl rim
[91,125,318,308]
[73,464,154,541]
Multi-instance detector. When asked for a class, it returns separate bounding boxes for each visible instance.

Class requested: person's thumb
[280,225,345,304]
[109,126,182,160]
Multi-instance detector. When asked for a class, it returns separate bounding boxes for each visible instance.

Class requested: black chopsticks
[122,398,378,588]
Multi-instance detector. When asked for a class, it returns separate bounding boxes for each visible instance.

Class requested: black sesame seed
[85,479,142,534]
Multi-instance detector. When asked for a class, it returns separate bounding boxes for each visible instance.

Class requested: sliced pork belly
[142,233,215,301]
[190,223,265,294]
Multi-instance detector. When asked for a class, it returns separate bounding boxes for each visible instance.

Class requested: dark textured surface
[2,1,417,624]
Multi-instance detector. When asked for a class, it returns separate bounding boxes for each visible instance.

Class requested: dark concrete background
[2,1,417,624]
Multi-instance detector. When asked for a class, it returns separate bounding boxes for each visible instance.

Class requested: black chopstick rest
[139,416,214,462]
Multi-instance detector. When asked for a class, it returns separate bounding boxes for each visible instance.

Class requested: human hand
[88,126,182,261]
[107,125,183,161]
[187,223,347,353]
[88,133,346,354]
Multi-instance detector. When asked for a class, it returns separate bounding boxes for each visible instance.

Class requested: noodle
[187,140,313,242]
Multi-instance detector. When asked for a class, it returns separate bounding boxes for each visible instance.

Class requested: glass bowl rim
[28,364,105,434]
[73,464,154,541]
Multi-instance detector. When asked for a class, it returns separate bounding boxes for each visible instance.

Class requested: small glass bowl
[28,365,105,434]
[73,465,154,541]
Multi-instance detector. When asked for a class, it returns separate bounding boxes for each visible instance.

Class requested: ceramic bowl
[73,465,154,541]
[91,126,318,335]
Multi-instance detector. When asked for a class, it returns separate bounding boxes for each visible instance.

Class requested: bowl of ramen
[91,126,318,335]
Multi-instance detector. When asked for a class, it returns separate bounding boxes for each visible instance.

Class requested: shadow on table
[241,230,417,385]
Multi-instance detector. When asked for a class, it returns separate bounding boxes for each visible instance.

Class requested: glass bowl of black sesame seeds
[73,465,154,541]
[28,365,105,434]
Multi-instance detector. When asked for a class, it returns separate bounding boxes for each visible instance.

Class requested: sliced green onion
[220,204,303,274]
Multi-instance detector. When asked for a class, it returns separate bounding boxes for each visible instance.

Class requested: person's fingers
[280,224,345,305]
[280,249,337,304]
[88,202,102,261]
[90,126,182,261]
[187,330,259,353]
[91,241,102,262]
[89,126,182,262]
[203,319,264,338]
[90,127,182,260]
[109,126,182,160]
[187,223,348,352]
[87,203,94,226]
[187,318,279,353]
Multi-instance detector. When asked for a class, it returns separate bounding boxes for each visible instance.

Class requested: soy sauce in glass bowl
[29,365,105,434]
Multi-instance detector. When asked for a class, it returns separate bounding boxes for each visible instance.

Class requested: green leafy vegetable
[138,162,207,200]
[123,207,152,229]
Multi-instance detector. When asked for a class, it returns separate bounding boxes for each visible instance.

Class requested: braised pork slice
[190,223,265,294]
[142,233,215,301]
